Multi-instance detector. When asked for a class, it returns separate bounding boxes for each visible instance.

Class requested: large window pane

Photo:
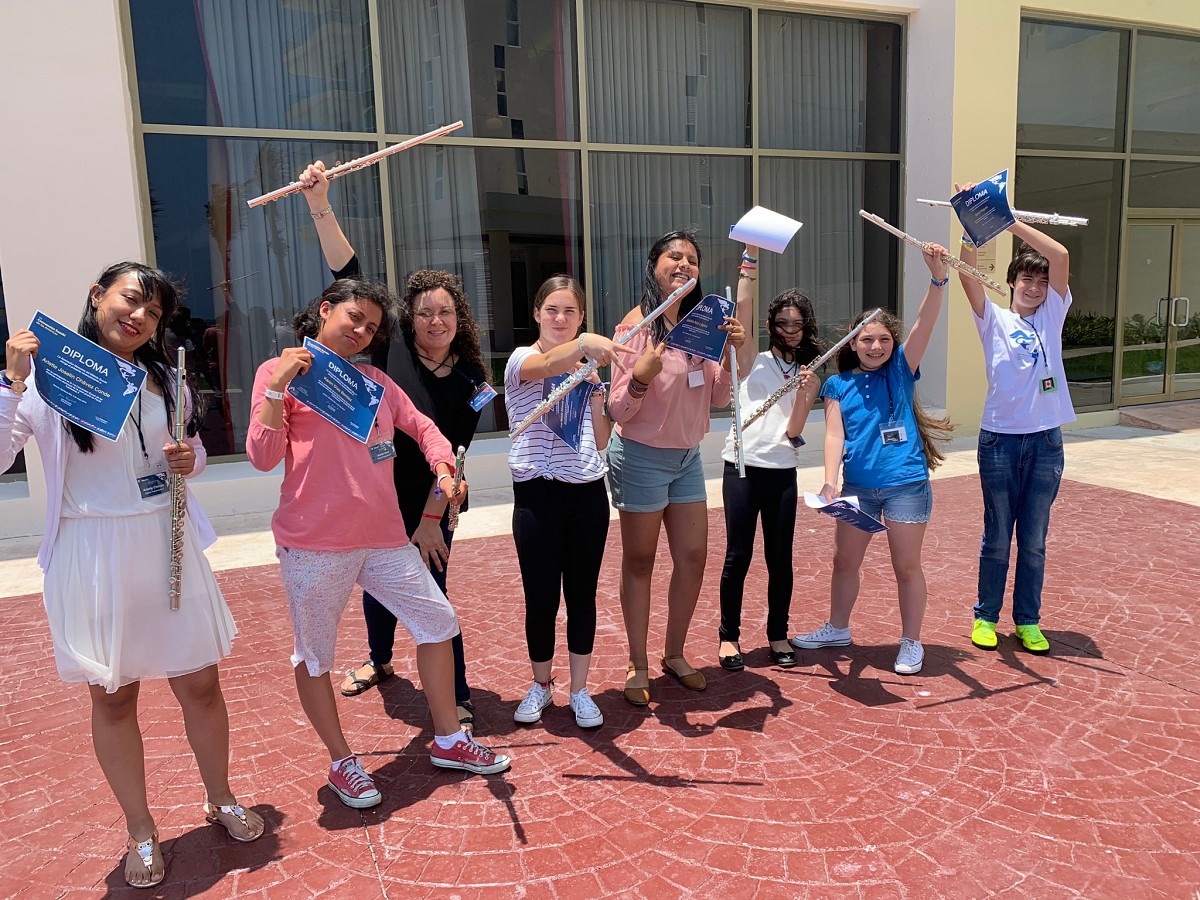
[759,13,900,153]
[1015,156,1123,408]
[1132,33,1200,156]
[379,0,578,140]
[1017,20,1129,152]
[388,147,583,432]
[145,134,384,457]
[1129,161,1200,208]
[130,0,375,131]
[759,159,898,344]
[589,153,750,339]
[0,265,25,478]
[586,0,749,147]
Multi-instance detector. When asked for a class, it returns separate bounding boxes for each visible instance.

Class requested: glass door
[1119,220,1200,403]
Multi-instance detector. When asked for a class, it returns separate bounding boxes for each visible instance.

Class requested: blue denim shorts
[607,431,707,513]
[841,478,933,524]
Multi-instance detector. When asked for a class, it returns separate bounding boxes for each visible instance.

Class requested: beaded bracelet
[930,275,950,287]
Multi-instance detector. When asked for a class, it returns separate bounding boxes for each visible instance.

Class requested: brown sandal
[340,660,393,697]
[624,663,651,707]
[662,655,707,691]
[204,800,265,842]
[124,830,165,889]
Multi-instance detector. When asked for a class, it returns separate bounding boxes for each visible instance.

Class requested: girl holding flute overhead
[791,247,953,676]
[0,263,264,889]
[246,278,510,811]
[607,229,747,706]
[956,184,1074,656]
[504,275,636,729]
[718,246,823,673]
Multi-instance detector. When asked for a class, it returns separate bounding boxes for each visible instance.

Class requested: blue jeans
[974,427,1064,626]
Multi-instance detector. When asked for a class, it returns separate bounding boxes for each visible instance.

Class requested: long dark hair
[835,309,953,470]
[767,289,822,367]
[399,269,486,373]
[292,278,395,354]
[69,262,205,454]
[640,229,704,344]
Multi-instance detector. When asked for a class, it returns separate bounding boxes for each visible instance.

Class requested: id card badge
[687,369,706,389]
[879,422,908,446]
[468,382,497,411]
[1039,376,1058,394]
[369,440,397,464]
[136,461,170,499]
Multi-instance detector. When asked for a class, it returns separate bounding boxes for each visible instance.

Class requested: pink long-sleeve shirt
[247,358,453,552]
[608,321,732,449]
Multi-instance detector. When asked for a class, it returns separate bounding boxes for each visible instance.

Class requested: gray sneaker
[894,637,924,675]
[790,622,852,649]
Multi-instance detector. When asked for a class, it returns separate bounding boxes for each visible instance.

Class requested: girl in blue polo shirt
[791,246,953,675]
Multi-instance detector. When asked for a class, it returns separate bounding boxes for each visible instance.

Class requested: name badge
[369,440,397,464]
[468,382,497,411]
[687,369,706,389]
[879,422,907,446]
[137,471,170,498]
[1039,376,1058,394]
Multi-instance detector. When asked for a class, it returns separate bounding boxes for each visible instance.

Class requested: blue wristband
[930,275,950,288]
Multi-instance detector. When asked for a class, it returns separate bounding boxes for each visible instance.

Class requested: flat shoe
[204,801,265,842]
[624,664,651,706]
[661,655,707,691]
[771,647,797,668]
[457,701,476,732]
[718,646,744,671]
[339,660,393,697]
[125,830,165,889]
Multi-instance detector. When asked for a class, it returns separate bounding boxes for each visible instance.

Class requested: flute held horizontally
[859,210,1008,297]
[916,198,1088,228]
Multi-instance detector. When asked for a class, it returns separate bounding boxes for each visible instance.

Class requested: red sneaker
[328,754,381,808]
[430,735,512,775]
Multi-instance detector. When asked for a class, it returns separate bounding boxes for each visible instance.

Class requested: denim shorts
[607,431,707,513]
[841,478,933,524]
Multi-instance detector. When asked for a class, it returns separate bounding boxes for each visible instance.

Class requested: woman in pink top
[247,279,510,811]
[607,230,746,705]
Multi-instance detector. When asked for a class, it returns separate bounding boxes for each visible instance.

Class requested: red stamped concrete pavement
[1,474,1198,899]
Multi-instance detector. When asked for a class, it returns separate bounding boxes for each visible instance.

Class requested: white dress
[42,389,236,692]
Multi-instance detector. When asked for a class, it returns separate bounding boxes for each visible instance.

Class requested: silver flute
[509,277,697,439]
[247,121,464,207]
[740,308,882,431]
[859,210,1008,297]
[726,285,746,478]
[917,198,1088,228]
[168,348,187,610]
[447,445,466,531]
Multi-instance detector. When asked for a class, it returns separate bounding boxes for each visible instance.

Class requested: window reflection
[1129,161,1200,208]
[1132,33,1200,156]
[0,265,25,477]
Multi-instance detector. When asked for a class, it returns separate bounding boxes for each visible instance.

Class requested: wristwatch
[787,433,805,448]
[0,370,27,394]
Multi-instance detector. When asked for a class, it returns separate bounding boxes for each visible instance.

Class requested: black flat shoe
[771,647,797,668]
[719,648,744,671]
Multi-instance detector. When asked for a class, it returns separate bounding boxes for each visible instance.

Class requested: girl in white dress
[0,263,264,889]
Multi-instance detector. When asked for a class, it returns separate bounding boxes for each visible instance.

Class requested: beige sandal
[204,800,265,842]
[125,830,165,889]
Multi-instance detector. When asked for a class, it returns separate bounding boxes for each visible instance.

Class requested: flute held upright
[168,348,187,610]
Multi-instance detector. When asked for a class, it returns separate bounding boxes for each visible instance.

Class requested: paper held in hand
[729,206,803,254]
[803,492,888,533]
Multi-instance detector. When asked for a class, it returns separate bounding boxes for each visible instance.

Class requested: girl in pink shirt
[247,279,510,810]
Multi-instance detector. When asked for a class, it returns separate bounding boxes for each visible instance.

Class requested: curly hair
[292,278,395,354]
[399,269,486,373]
[835,308,953,470]
[639,229,704,345]
[766,289,822,367]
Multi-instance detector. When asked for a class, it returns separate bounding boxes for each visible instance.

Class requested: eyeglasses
[415,308,457,322]
[772,321,804,334]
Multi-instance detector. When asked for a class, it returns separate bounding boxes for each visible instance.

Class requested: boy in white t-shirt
[956,183,1075,655]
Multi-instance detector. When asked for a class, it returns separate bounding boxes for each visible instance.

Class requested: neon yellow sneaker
[1014,624,1050,655]
[971,619,998,650]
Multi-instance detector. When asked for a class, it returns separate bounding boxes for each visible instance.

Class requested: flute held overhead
[916,198,1088,228]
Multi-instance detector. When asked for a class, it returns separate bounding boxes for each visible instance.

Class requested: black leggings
[512,477,609,663]
[718,462,798,643]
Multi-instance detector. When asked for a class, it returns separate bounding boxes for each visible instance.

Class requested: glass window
[1132,33,1200,156]
[1129,161,1200,208]
[759,13,901,153]
[0,265,26,477]
[130,0,375,132]
[585,0,750,147]
[388,146,583,432]
[1017,20,1129,153]
[1014,156,1123,408]
[759,159,898,344]
[589,152,750,339]
[379,0,577,140]
[144,134,384,456]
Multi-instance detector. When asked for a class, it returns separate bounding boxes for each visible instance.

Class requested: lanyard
[1018,313,1052,372]
[130,392,150,465]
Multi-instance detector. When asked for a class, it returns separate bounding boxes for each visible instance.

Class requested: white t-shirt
[721,351,808,469]
[504,346,607,483]
[973,286,1077,434]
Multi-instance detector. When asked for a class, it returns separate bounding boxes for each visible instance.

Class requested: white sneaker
[514,681,553,724]
[569,688,604,729]
[894,637,924,675]
[790,622,852,649]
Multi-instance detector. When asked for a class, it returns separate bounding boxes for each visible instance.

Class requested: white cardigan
[0,376,217,571]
